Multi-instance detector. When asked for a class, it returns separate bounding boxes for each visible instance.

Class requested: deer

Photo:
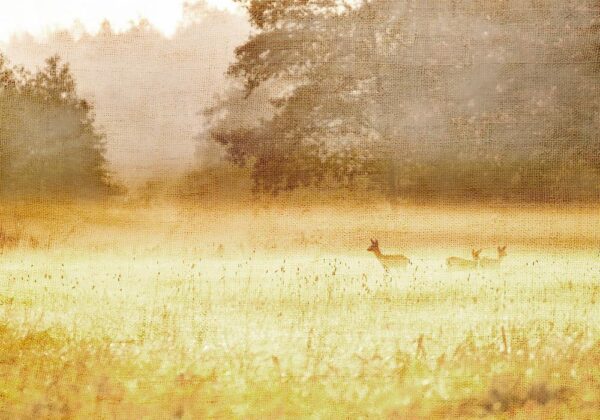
[446,248,481,270]
[479,246,507,269]
[367,238,411,271]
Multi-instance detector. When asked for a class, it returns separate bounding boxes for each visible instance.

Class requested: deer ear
[370,238,375,244]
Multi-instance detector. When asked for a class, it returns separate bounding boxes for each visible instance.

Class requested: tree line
[1,0,599,202]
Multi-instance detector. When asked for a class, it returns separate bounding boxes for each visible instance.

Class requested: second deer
[367,239,411,271]
[479,246,507,269]
[446,249,481,270]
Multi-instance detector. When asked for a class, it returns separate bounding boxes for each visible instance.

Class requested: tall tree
[208,0,384,192]
[0,54,116,197]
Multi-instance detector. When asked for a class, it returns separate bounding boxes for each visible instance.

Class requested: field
[1,200,600,418]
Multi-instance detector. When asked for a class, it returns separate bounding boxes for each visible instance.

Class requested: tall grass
[0,201,599,417]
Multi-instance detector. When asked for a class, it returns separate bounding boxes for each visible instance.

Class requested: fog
[1,2,249,184]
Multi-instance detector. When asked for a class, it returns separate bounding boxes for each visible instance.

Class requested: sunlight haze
[0,0,240,41]
[1,1,599,417]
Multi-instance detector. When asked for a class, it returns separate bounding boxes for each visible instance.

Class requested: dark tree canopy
[206,0,600,200]
[0,54,117,197]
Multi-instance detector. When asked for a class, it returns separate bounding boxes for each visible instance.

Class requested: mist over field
[1,1,600,418]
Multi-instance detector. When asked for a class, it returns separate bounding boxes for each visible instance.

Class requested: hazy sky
[0,0,240,41]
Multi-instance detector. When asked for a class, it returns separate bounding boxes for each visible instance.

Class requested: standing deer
[479,246,507,269]
[367,239,411,270]
[446,249,481,270]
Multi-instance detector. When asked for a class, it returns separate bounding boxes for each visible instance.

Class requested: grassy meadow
[0,199,600,418]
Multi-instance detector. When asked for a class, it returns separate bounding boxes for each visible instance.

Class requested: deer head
[367,238,380,253]
[471,248,482,259]
[497,245,507,258]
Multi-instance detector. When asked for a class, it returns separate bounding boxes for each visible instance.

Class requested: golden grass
[0,200,599,418]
